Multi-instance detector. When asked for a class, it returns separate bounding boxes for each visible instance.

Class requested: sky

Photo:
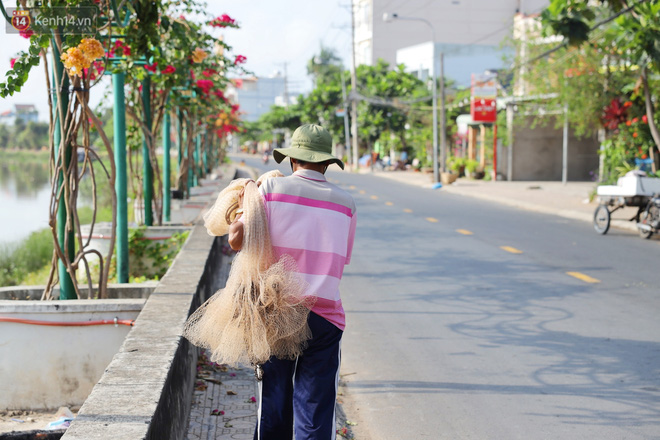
[0,0,354,122]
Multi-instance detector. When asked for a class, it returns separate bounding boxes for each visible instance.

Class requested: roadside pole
[113,72,129,283]
[163,106,171,223]
[51,38,75,299]
[142,76,154,226]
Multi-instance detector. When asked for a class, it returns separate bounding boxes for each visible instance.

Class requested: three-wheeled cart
[594,173,660,234]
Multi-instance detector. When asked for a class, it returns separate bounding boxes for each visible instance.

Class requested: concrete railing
[60,225,230,440]
[60,167,239,440]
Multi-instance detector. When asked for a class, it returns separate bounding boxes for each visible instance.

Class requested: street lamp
[383,12,447,182]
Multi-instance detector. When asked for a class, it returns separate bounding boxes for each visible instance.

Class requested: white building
[354,0,548,85]
[227,74,291,122]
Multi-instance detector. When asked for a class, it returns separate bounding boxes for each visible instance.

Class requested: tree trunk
[642,66,659,173]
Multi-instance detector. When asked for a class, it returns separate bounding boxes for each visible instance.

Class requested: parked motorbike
[637,193,660,239]
[262,152,270,164]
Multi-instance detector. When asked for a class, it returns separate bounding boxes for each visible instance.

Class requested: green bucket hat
[273,124,345,170]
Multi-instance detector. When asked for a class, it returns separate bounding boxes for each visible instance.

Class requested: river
[0,155,52,246]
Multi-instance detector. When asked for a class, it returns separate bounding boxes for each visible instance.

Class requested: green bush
[0,228,53,287]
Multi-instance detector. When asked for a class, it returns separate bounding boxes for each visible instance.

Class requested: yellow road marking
[403,208,413,213]
[349,185,356,189]
[500,246,523,254]
[359,190,366,194]
[426,217,439,223]
[370,195,379,200]
[566,271,601,284]
[456,229,473,235]
[385,202,394,206]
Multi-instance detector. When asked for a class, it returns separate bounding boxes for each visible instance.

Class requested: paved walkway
[369,169,642,233]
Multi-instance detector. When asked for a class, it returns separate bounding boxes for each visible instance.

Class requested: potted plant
[464,159,479,179]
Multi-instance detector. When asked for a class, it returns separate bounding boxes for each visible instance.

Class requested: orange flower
[79,38,105,60]
[633,132,638,138]
[192,48,207,63]
[61,47,92,76]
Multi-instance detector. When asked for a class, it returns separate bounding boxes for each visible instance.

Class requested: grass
[0,228,53,287]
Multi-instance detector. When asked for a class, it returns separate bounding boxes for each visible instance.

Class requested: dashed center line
[385,202,394,206]
[403,208,413,213]
[349,185,356,189]
[566,271,601,284]
[370,195,379,200]
[456,229,473,235]
[359,190,366,194]
[500,246,523,254]
[426,217,439,223]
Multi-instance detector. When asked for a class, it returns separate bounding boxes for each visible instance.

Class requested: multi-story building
[354,0,548,86]
[227,74,291,123]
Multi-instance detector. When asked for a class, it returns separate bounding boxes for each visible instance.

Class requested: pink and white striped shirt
[259,169,357,330]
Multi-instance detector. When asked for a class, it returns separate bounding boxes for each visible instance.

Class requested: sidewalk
[370,169,642,234]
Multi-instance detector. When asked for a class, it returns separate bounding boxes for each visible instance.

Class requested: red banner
[471,98,496,123]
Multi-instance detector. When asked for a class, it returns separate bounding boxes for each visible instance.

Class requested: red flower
[642,154,648,159]
[234,55,247,65]
[196,79,214,94]
[232,78,243,89]
[162,65,176,74]
[19,29,34,39]
[10,58,16,69]
[633,132,638,138]
[202,68,217,78]
[632,117,638,123]
[144,62,158,73]
[626,120,632,126]
[112,40,131,57]
[231,104,240,114]
[642,115,648,124]
[601,98,628,130]
[623,101,633,108]
[209,14,236,27]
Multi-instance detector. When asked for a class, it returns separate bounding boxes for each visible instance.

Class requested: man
[229,124,357,440]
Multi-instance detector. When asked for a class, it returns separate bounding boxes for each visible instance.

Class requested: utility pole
[283,62,289,108]
[350,0,359,169]
[341,70,352,166]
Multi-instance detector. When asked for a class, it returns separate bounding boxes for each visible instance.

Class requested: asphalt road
[233,154,660,440]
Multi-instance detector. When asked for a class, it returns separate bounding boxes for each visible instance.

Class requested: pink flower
[19,29,34,39]
[232,78,243,89]
[234,55,247,65]
[162,65,176,74]
[250,396,256,402]
[642,115,648,124]
[209,14,236,27]
[202,68,217,78]
[144,62,158,73]
[10,58,16,69]
[196,79,214,94]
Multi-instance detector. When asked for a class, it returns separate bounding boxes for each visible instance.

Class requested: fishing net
[184,170,314,366]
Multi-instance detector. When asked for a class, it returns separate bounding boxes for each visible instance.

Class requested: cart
[594,173,660,234]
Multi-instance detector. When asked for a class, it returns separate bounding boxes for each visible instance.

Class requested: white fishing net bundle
[184,170,314,366]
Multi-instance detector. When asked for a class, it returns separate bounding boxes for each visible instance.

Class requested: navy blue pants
[254,312,343,440]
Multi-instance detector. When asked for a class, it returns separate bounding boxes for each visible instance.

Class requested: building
[0,104,39,124]
[226,74,291,122]
[354,0,548,83]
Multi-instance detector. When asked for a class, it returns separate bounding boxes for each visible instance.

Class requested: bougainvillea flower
[623,101,633,108]
[192,48,208,64]
[61,47,92,75]
[601,98,628,130]
[632,117,638,124]
[231,104,240,113]
[633,132,638,138]
[196,79,214,94]
[79,38,105,60]
[19,29,34,39]
[234,55,247,65]
[232,78,243,89]
[144,62,158,73]
[162,65,176,74]
[10,58,16,69]
[209,14,236,27]
[626,120,632,126]
[642,115,648,124]
[202,68,217,78]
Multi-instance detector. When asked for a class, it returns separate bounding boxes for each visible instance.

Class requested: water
[0,157,52,246]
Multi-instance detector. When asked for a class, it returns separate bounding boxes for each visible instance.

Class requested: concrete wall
[60,227,232,440]
[512,117,599,181]
[0,299,146,410]
[0,283,157,301]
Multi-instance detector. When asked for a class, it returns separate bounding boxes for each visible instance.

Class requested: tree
[539,0,660,173]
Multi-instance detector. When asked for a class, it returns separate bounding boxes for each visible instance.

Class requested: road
[233,154,660,439]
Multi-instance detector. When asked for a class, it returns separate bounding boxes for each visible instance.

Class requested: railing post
[113,72,129,283]
[163,105,172,222]
[142,75,153,225]
[51,38,75,299]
